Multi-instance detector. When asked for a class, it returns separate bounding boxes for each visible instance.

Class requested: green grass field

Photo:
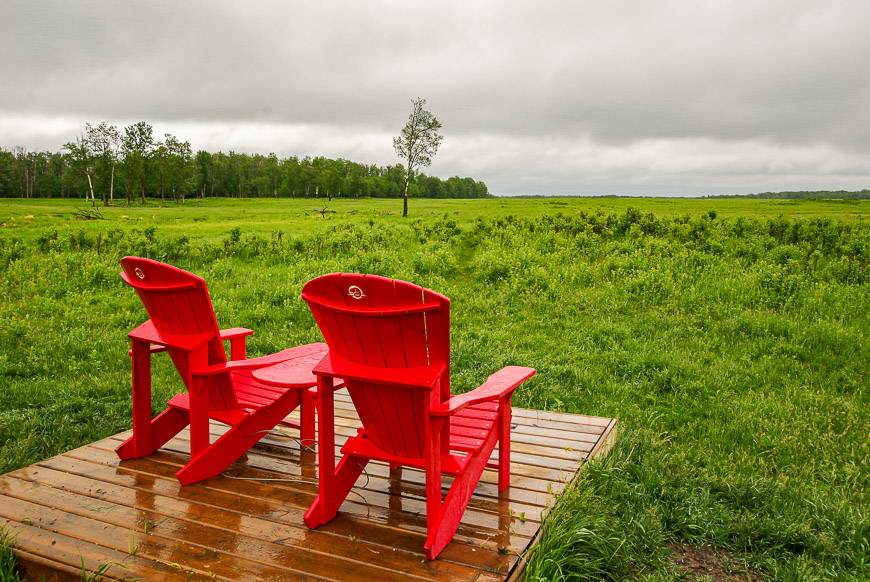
[0,197,867,580]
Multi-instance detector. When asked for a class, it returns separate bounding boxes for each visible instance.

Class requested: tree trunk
[402,170,411,218]
[86,172,96,207]
[109,164,114,205]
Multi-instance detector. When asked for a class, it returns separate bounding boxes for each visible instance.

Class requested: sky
[1,1,869,196]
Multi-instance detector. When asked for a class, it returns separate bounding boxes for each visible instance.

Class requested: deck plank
[1,397,616,581]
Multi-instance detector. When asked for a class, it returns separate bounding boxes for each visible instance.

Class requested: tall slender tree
[162,133,193,201]
[194,150,213,198]
[12,147,32,198]
[393,98,443,217]
[86,122,121,205]
[63,136,96,205]
[121,122,155,204]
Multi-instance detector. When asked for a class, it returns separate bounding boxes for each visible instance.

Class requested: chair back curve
[120,256,235,409]
[303,273,451,458]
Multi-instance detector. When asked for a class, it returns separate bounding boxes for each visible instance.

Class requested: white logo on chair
[347,285,366,300]
[134,267,146,280]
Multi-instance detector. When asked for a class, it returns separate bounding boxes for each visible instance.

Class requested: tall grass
[0,528,22,582]
[0,201,866,579]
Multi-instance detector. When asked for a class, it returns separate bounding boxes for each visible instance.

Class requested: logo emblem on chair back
[347,285,366,300]
[134,267,146,279]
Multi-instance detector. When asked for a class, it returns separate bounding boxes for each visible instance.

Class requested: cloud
[1,0,868,195]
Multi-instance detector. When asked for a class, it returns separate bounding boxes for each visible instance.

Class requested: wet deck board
[0,390,617,581]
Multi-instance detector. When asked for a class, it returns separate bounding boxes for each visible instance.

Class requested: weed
[0,528,22,582]
[79,559,118,582]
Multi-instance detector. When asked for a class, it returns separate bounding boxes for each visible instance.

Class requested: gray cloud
[2,0,868,195]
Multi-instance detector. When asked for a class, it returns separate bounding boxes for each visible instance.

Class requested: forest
[0,121,490,202]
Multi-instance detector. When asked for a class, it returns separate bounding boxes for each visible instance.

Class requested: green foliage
[0,119,489,201]
[0,198,867,579]
[0,528,22,582]
[79,559,117,582]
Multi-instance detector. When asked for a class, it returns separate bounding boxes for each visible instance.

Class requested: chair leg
[304,376,351,528]
[116,406,189,460]
[425,431,497,560]
[176,389,301,485]
[424,417,444,540]
[498,397,512,492]
[176,418,260,485]
[303,454,367,528]
[188,379,211,459]
[300,387,316,447]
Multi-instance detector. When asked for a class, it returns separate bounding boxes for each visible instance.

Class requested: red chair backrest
[120,256,236,410]
[303,273,451,458]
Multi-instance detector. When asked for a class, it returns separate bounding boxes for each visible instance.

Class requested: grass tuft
[0,528,22,582]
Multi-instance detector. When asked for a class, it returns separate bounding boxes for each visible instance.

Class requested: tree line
[705,190,870,200]
[0,121,490,203]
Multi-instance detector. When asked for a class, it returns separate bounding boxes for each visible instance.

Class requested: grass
[1,197,867,244]
[0,197,867,580]
[0,528,22,582]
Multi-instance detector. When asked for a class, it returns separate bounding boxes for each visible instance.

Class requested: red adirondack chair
[301,273,536,559]
[116,256,324,485]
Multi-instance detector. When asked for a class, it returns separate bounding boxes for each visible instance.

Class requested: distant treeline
[0,121,490,203]
[708,190,870,200]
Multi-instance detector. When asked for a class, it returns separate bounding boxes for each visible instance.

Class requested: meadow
[0,197,867,580]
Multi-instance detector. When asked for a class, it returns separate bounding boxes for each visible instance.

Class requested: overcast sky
[2,1,868,196]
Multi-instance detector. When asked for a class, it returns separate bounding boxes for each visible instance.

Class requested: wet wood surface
[1,389,617,581]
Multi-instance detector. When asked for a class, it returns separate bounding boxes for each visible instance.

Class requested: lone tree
[63,135,96,206]
[121,122,155,205]
[393,98,443,217]
[86,122,121,205]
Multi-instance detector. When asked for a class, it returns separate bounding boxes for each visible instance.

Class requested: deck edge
[505,418,619,582]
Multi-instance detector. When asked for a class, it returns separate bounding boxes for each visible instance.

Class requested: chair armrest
[193,344,325,377]
[128,320,211,352]
[313,352,445,390]
[431,366,536,416]
[220,327,254,360]
[219,327,254,341]
[193,359,273,376]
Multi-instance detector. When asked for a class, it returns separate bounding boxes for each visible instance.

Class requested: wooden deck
[0,390,617,581]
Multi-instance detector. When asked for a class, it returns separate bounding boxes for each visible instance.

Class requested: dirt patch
[670,544,760,581]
